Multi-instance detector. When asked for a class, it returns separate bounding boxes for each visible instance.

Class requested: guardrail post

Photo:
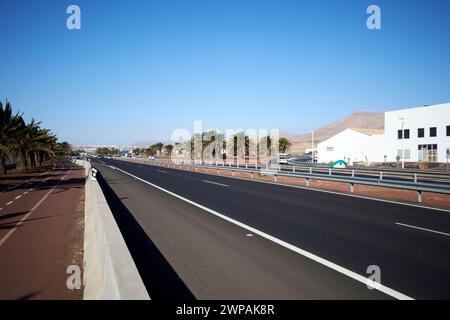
[293,166,295,173]
[232,170,235,176]
[414,173,417,183]
[255,163,258,170]
[246,163,248,169]
[306,178,309,187]
[352,169,355,178]
[329,168,332,176]
[417,190,422,203]
[309,167,312,174]
[350,183,354,193]
[380,171,383,180]
[274,174,277,182]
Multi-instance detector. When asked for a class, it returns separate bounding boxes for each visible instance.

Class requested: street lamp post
[311,130,314,164]
[399,117,405,169]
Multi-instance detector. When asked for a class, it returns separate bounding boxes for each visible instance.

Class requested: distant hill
[130,140,156,147]
[285,111,385,154]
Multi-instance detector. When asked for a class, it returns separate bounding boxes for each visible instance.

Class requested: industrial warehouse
[317,102,450,166]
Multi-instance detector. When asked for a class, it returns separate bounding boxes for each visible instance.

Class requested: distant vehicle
[278,153,288,165]
[330,160,347,168]
[148,155,155,160]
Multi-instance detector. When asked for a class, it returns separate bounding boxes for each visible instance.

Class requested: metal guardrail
[118,157,450,204]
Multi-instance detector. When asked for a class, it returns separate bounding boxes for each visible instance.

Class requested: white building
[317,128,385,164]
[384,102,450,163]
[317,102,450,165]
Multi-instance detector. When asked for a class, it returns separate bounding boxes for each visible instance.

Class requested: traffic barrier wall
[75,159,149,300]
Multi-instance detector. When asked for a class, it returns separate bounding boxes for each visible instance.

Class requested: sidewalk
[0,160,85,300]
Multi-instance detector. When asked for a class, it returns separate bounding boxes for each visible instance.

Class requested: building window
[326,147,334,151]
[397,130,403,139]
[404,129,410,139]
[418,128,424,138]
[418,144,438,162]
[397,149,411,160]
[447,125,450,136]
[430,127,437,137]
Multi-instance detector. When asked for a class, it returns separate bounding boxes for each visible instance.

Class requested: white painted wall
[384,103,450,162]
[317,129,385,164]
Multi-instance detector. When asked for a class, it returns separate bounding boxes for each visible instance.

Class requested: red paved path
[0,160,85,300]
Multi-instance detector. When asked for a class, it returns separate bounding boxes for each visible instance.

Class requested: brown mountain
[285,111,384,154]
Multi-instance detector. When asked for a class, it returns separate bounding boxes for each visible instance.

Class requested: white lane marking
[0,170,71,248]
[23,191,28,195]
[396,222,450,237]
[123,160,450,213]
[0,208,3,211]
[29,188,34,191]
[246,233,254,237]
[157,170,167,174]
[203,180,229,187]
[14,195,21,200]
[113,166,413,300]
[6,201,13,206]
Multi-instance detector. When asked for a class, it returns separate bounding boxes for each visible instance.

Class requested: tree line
[0,100,72,175]
[128,131,292,160]
[174,131,292,159]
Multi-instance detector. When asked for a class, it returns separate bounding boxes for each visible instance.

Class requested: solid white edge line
[395,222,450,237]
[119,159,450,214]
[112,165,413,300]
[203,180,229,187]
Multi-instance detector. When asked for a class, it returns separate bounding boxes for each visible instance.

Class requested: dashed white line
[0,170,71,248]
[113,166,413,300]
[396,222,450,237]
[23,191,28,195]
[203,180,229,187]
[6,201,13,206]
[14,195,21,200]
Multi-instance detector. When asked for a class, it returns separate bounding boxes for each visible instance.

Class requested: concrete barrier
[75,159,149,300]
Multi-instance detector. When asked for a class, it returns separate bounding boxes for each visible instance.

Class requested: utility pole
[399,117,405,169]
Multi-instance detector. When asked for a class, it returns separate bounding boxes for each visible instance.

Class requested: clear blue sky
[1,0,449,145]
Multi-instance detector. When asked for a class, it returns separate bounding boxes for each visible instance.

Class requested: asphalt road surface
[92,158,450,300]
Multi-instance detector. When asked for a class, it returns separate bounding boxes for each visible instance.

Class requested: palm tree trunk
[0,156,7,175]
[16,150,27,172]
[29,152,36,169]
[35,152,41,168]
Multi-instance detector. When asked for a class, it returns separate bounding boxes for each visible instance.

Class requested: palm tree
[164,144,174,157]
[279,137,292,153]
[0,100,18,174]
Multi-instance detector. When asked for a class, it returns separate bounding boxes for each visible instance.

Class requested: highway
[91,158,450,300]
